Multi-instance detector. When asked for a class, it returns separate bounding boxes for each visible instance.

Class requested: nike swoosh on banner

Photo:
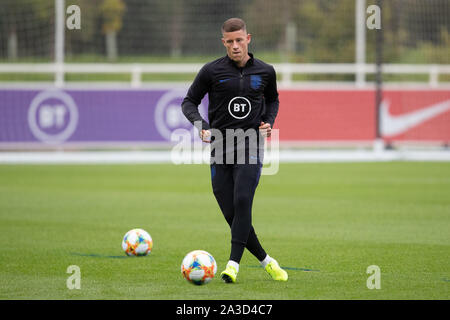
[380,99,450,136]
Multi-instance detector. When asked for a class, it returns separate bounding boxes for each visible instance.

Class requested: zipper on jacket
[239,69,244,95]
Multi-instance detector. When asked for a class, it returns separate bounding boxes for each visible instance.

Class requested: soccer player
[181,18,288,283]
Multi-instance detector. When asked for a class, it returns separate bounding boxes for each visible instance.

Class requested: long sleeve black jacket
[181,53,279,133]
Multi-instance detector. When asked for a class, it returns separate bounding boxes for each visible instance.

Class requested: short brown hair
[221,18,247,33]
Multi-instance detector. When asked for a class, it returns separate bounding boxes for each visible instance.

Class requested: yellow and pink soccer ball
[122,228,153,256]
[181,250,217,285]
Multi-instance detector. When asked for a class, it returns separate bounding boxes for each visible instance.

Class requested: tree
[295,0,355,63]
[99,0,125,61]
[0,0,52,60]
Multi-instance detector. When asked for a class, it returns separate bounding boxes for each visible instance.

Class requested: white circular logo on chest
[228,96,251,119]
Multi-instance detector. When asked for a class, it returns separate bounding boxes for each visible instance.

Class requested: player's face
[222,29,251,65]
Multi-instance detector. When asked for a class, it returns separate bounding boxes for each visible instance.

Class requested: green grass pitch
[0,162,449,299]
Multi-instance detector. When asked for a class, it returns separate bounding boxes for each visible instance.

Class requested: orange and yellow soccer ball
[122,228,153,256]
[181,250,217,285]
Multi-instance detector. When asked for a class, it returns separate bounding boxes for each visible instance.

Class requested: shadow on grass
[70,252,151,259]
[245,265,320,272]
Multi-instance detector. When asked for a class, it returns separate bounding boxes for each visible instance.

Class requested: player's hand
[200,129,211,143]
[259,122,272,138]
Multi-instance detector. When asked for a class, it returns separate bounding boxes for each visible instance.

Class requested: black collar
[226,52,254,68]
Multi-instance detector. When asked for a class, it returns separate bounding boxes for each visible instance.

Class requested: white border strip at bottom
[0,150,449,164]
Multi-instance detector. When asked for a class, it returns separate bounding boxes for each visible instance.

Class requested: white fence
[0,63,449,88]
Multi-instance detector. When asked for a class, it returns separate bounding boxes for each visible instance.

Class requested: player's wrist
[200,129,212,142]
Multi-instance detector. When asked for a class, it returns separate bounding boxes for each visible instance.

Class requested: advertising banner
[0,88,448,146]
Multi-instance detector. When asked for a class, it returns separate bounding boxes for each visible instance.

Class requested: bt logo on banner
[39,104,67,129]
[155,89,207,140]
[28,90,79,144]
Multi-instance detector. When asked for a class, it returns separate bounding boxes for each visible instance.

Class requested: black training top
[181,53,279,132]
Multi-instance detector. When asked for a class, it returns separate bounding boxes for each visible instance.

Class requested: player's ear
[221,37,226,47]
[247,33,252,44]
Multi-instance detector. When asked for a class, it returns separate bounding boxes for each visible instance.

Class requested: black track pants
[210,162,267,263]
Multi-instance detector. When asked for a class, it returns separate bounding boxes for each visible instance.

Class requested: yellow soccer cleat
[220,264,238,283]
[265,260,288,281]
